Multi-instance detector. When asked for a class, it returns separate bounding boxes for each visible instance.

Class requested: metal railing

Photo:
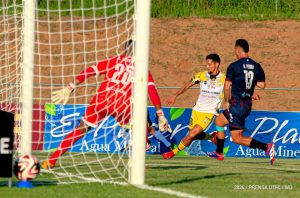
[157,86,300,91]
[1,82,300,91]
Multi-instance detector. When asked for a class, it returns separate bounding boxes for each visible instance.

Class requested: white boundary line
[41,170,206,198]
[136,184,207,198]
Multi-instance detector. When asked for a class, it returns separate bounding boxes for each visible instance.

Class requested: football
[14,154,40,181]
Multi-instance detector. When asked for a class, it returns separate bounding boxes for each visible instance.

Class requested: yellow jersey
[191,71,225,115]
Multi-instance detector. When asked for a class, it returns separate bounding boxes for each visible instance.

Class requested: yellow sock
[173,141,186,154]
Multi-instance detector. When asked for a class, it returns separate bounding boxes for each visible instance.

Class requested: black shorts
[223,96,252,130]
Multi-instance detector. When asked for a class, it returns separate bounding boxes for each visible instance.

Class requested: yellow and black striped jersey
[191,71,225,115]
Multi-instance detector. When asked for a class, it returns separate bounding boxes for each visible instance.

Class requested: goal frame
[129,0,152,185]
[19,0,151,185]
[20,0,36,155]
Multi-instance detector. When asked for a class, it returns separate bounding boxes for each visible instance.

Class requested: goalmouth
[0,0,151,186]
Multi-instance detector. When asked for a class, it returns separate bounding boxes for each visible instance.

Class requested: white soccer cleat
[266,143,275,165]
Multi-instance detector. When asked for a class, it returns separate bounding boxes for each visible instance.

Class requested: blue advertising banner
[44,104,162,154]
[44,104,300,159]
[44,104,130,154]
[149,107,300,159]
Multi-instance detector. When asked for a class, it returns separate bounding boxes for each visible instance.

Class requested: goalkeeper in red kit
[42,40,171,169]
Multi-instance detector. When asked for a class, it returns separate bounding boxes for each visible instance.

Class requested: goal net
[0,0,150,185]
[0,1,23,154]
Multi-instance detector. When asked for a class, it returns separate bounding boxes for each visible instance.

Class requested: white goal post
[0,0,151,185]
[21,0,36,156]
[130,0,151,185]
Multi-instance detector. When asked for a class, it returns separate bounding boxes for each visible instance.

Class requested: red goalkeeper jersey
[76,54,160,127]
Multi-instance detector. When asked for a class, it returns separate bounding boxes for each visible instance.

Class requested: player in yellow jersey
[163,53,225,160]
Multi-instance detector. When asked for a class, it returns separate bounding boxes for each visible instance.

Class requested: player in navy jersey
[207,39,276,165]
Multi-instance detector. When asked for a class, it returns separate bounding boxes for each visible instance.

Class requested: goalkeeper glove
[51,83,75,104]
[156,109,172,132]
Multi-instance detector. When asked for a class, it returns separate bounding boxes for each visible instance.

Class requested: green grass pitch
[1,155,299,198]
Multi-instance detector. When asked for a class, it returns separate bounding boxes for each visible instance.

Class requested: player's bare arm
[256,81,266,89]
[148,72,170,131]
[252,81,266,101]
[224,80,232,109]
[252,93,260,101]
[165,80,195,106]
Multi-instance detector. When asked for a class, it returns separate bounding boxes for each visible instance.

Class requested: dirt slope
[150,18,300,111]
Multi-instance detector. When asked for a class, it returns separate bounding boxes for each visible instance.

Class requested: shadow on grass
[236,161,300,173]
[237,161,268,164]
[147,165,208,171]
[259,167,300,174]
[153,173,237,186]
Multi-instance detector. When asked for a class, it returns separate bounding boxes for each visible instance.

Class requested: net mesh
[1,0,136,184]
[0,0,23,153]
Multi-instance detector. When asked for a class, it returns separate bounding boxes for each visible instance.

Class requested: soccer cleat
[266,143,276,165]
[210,131,217,145]
[206,151,224,161]
[162,151,175,159]
[41,160,55,169]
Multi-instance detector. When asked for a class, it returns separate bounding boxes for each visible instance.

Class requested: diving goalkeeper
[42,40,171,169]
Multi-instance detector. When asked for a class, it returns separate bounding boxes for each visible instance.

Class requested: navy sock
[249,138,267,151]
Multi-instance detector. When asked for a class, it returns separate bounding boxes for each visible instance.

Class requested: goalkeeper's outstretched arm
[148,71,170,132]
[51,60,108,104]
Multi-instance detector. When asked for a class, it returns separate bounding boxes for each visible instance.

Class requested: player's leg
[182,125,203,146]
[208,98,247,160]
[228,99,275,165]
[163,111,200,159]
[215,113,227,151]
[42,121,90,169]
[43,97,107,169]
[208,99,249,160]
[163,111,213,159]
[230,129,251,145]
[189,112,216,142]
[206,112,227,160]
[230,129,275,165]
[228,100,270,150]
[227,99,253,146]
[188,111,215,140]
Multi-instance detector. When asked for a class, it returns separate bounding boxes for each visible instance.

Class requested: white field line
[136,184,207,198]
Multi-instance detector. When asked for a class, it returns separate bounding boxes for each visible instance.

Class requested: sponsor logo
[0,138,12,154]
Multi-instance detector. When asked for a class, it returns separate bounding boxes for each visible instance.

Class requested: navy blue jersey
[226,58,265,99]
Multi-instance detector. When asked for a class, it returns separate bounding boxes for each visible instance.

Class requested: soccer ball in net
[14,154,40,181]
